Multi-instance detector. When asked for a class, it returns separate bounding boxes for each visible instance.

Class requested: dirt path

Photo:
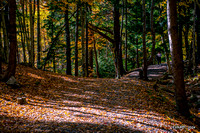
[124,64,168,80]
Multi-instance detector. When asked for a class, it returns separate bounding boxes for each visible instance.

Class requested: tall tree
[37,0,41,69]
[113,0,123,79]
[2,0,17,81]
[75,1,79,76]
[81,3,86,77]
[167,0,190,117]
[65,0,72,75]
[142,0,148,80]
[124,0,128,71]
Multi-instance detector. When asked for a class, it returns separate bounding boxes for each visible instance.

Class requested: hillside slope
[0,64,199,132]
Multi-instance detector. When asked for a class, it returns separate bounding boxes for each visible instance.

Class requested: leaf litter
[0,64,199,132]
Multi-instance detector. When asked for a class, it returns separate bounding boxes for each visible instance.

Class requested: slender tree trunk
[89,48,93,74]
[65,1,72,75]
[167,0,190,117]
[37,0,41,69]
[85,4,89,77]
[93,35,100,78]
[136,38,139,68]
[196,2,200,65]
[18,16,27,63]
[148,0,156,65]
[1,4,9,63]
[75,2,79,76]
[29,0,34,67]
[2,0,17,81]
[0,24,2,74]
[142,0,148,80]
[192,1,196,73]
[81,3,86,77]
[161,35,172,74]
[125,0,128,71]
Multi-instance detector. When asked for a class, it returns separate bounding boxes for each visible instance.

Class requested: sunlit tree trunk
[75,2,79,76]
[2,0,17,81]
[167,0,190,117]
[18,16,27,63]
[65,0,72,75]
[142,0,148,80]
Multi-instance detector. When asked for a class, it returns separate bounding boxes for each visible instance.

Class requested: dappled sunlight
[27,73,45,79]
[47,74,79,83]
[0,98,196,132]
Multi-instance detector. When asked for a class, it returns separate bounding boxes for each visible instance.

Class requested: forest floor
[0,64,200,132]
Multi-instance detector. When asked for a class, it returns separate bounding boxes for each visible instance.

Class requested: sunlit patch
[48,74,79,83]
[27,73,45,79]
[64,93,92,99]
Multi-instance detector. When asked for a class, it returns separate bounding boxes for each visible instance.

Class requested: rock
[17,97,26,105]
[6,76,20,88]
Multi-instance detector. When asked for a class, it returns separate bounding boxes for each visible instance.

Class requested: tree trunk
[142,0,148,80]
[148,0,156,65]
[196,2,200,65]
[136,38,139,68]
[29,0,34,67]
[1,4,9,63]
[125,0,128,71]
[65,1,72,75]
[167,0,190,117]
[37,0,41,69]
[192,1,196,73]
[0,23,2,74]
[113,0,122,79]
[89,47,93,75]
[75,1,79,76]
[93,35,100,78]
[18,16,27,63]
[85,4,89,77]
[81,3,86,77]
[2,0,17,81]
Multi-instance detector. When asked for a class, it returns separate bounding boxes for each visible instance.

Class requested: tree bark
[85,4,89,77]
[65,1,72,75]
[142,0,148,80]
[125,0,128,71]
[167,0,190,117]
[113,0,123,79]
[81,3,86,77]
[148,0,156,66]
[1,4,9,63]
[2,0,17,81]
[75,1,79,76]
[37,0,41,69]
[93,34,100,78]
[192,1,196,73]
[196,0,200,65]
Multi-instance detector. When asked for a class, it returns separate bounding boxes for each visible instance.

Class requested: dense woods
[0,0,200,130]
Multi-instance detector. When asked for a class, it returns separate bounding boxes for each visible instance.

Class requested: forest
[0,0,200,132]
